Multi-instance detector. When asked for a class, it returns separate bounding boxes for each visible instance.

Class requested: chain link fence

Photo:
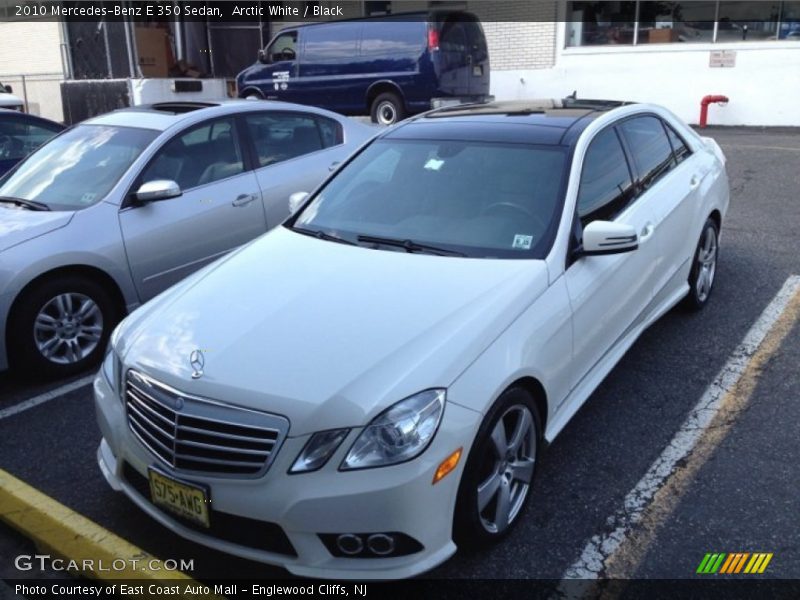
[0,72,66,122]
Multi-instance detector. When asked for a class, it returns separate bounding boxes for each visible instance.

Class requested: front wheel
[370,92,405,126]
[683,218,719,310]
[9,275,119,378]
[453,387,541,548]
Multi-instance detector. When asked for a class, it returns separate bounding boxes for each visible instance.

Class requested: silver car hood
[120,227,549,436]
[0,207,73,252]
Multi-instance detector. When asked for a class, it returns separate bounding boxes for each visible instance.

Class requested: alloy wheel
[33,292,104,364]
[695,225,718,303]
[476,404,536,534]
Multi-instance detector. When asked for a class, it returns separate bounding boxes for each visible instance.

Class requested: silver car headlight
[340,389,445,471]
[101,348,120,393]
[289,428,351,474]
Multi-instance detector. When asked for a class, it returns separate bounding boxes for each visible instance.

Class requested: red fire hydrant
[699,95,729,128]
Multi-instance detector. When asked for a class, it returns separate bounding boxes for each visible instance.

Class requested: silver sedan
[0,100,375,377]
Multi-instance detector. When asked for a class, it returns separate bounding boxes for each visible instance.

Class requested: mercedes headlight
[340,389,445,471]
[101,348,120,393]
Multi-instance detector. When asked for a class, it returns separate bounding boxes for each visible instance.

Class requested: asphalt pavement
[0,126,798,582]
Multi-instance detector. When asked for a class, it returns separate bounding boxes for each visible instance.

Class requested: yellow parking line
[602,283,800,578]
[0,469,221,596]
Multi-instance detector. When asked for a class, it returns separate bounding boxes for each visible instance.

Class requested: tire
[242,92,263,100]
[683,218,719,311]
[8,275,119,379]
[370,92,405,126]
[453,387,542,549]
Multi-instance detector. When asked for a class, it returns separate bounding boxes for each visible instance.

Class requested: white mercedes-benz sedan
[95,99,729,579]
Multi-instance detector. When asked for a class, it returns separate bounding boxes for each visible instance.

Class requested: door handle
[690,174,701,189]
[640,222,655,242]
[329,161,341,172]
[232,193,257,207]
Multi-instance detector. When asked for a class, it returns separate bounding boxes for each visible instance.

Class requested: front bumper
[94,373,481,579]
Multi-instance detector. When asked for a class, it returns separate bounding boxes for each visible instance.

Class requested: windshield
[0,124,158,211]
[293,139,567,259]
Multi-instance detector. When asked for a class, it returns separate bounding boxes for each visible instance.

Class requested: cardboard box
[647,28,678,43]
[135,27,169,78]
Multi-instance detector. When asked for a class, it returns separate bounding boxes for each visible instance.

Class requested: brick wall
[472,1,557,71]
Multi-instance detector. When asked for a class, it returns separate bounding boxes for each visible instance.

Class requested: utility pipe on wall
[699,95,729,128]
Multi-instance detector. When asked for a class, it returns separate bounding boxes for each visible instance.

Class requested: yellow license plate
[148,468,210,528]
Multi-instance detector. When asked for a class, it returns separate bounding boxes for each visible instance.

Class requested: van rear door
[463,19,489,96]
[434,14,489,99]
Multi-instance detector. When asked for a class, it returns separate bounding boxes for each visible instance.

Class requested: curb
[0,469,220,596]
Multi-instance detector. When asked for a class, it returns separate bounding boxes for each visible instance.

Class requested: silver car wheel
[696,225,718,303]
[376,101,397,125]
[477,404,536,534]
[33,293,103,364]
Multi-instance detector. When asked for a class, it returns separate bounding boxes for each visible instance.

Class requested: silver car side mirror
[135,180,182,204]
[288,191,309,215]
[582,220,638,256]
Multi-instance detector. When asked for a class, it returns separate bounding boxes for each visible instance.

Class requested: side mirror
[4,85,11,93]
[288,191,309,214]
[258,49,269,64]
[582,220,638,256]
[135,180,181,204]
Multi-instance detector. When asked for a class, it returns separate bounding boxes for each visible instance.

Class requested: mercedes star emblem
[190,349,205,379]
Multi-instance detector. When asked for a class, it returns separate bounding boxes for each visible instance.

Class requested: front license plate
[148,468,210,528]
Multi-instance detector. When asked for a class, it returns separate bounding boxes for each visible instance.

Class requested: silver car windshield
[293,139,567,259]
[0,124,158,211]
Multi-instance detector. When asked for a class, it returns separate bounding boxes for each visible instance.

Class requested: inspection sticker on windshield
[512,234,533,250]
[80,192,97,204]
[424,158,444,171]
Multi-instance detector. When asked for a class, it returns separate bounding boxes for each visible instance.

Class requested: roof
[384,99,633,147]
[281,9,476,30]
[80,99,334,133]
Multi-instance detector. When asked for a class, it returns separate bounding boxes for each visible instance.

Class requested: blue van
[236,11,491,125]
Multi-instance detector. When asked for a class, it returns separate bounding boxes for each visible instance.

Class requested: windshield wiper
[0,196,51,211]
[357,234,466,257]
[288,226,358,246]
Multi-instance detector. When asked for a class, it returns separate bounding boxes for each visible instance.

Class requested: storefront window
[637,1,717,43]
[780,1,800,39]
[566,1,800,46]
[717,1,781,41]
[566,2,637,46]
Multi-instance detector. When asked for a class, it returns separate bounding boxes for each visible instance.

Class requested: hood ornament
[190,349,205,379]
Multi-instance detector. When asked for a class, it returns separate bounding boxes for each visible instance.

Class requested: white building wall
[491,32,800,126]
[0,21,66,121]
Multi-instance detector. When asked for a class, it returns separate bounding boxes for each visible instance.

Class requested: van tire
[370,92,405,126]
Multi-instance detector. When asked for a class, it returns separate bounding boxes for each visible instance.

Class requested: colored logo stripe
[745,553,773,574]
[697,552,773,574]
[697,553,726,574]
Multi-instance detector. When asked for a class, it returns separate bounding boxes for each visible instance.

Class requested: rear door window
[577,127,635,224]
[619,116,677,190]
[244,112,341,167]
[665,123,691,163]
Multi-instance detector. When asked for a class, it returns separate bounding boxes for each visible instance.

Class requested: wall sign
[710,50,737,68]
